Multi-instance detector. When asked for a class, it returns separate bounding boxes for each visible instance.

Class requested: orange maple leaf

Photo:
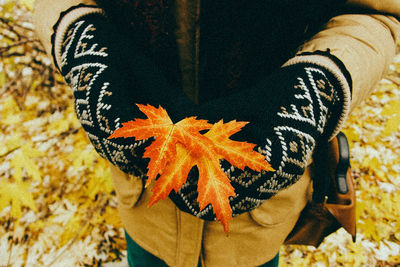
[108,104,212,186]
[148,141,236,234]
[204,120,273,172]
[108,104,274,234]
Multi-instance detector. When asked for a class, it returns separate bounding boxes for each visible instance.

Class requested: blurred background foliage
[0,0,399,266]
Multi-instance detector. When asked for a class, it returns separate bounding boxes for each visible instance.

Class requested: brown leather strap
[285,132,356,246]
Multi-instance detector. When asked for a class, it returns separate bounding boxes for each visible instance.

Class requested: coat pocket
[110,164,144,208]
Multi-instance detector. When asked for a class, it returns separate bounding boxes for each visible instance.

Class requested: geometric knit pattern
[59,15,346,221]
[60,18,150,177]
[170,66,344,219]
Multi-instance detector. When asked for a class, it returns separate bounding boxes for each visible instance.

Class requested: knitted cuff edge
[51,4,104,70]
[296,50,353,93]
[282,53,351,141]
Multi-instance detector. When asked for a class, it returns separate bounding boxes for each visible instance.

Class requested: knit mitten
[53,7,192,176]
[54,7,351,220]
[170,55,352,219]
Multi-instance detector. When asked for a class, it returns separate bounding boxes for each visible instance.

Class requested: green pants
[125,231,279,267]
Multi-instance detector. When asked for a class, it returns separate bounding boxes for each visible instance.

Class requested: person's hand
[169,54,352,219]
[56,10,195,176]
[55,8,351,219]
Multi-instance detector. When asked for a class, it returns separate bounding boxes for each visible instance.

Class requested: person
[33,0,400,266]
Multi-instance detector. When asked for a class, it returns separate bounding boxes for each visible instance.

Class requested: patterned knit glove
[170,55,352,219]
[54,8,351,220]
[53,8,193,176]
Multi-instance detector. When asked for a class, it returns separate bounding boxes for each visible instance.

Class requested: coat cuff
[52,5,104,69]
[282,53,352,141]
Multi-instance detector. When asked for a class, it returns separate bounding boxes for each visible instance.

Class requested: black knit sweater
[93,0,347,102]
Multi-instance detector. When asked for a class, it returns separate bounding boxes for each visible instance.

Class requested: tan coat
[33,1,400,266]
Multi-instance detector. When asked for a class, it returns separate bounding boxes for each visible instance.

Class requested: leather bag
[284,132,356,247]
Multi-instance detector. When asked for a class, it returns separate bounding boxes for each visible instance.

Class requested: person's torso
[95,0,344,103]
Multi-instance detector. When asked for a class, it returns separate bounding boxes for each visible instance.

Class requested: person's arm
[42,6,349,219]
[32,2,399,221]
[346,0,400,18]
[298,12,400,111]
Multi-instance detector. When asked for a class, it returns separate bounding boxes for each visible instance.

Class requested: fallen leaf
[0,180,37,219]
[19,0,35,10]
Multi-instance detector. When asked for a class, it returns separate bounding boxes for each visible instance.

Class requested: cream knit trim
[282,54,351,141]
[54,6,104,68]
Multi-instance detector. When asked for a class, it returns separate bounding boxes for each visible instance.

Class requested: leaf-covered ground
[0,1,399,266]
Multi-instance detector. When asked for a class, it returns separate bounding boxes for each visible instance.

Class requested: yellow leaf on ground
[359,217,379,242]
[0,134,23,156]
[341,128,360,148]
[19,0,35,10]
[87,166,114,199]
[361,156,380,171]
[382,115,400,137]
[337,242,366,266]
[48,119,70,135]
[11,152,24,183]
[0,180,37,219]
[59,214,83,247]
[0,72,6,87]
[103,206,123,228]
[68,147,97,169]
[0,96,22,125]
[381,100,400,116]
[10,143,43,182]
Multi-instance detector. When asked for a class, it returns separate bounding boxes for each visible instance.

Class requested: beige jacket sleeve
[298,14,400,112]
[347,0,400,17]
[33,0,98,58]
